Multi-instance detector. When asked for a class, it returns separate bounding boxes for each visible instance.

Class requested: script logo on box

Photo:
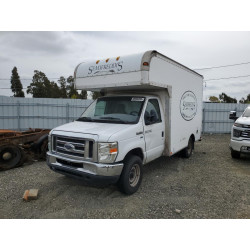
[88,61,123,75]
[180,91,197,121]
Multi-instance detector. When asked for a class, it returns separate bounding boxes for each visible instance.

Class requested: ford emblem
[64,143,75,151]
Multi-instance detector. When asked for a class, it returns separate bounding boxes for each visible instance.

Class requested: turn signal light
[143,62,149,66]
[106,58,110,63]
[109,148,118,153]
[96,60,100,64]
[116,56,120,61]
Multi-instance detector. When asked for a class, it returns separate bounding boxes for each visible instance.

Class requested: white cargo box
[74,50,203,92]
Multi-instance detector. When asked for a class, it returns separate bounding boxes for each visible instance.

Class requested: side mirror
[229,111,238,121]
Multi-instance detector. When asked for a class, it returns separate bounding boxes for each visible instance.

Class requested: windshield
[242,108,250,117]
[77,96,145,124]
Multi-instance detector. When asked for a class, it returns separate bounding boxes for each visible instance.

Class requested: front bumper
[46,152,123,184]
[230,139,250,153]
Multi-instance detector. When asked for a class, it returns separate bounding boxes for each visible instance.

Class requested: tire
[231,149,240,159]
[0,145,24,170]
[118,155,143,195]
[39,138,48,160]
[182,137,194,158]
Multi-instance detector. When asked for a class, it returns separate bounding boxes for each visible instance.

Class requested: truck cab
[47,94,166,194]
[47,50,203,194]
[229,106,250,158]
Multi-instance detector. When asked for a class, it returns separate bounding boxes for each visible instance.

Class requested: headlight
[48,134,51,152]
[98,142,118,163]
[48,134,52,152]
[234,123,243,127]
[233,129,241,138]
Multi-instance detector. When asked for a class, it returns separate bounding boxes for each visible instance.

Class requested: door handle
[162,131,164,137]
[145,129,152,134]
[136,131,143,135]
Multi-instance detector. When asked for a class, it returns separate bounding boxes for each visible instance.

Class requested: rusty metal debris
[0,128,50,170]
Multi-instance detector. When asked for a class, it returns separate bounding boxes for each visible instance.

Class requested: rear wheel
[118,155,143,195]
[0,145,24,170]
[231,149,240,159]
[182,137,194,158]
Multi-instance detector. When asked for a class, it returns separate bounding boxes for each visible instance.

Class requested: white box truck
[47,50,203,194]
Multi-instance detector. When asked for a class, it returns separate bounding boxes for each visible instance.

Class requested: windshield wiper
[76,117,93,122]
[99,117,129,124]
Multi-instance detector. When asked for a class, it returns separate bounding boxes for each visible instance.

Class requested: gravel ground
[0,134,250,219]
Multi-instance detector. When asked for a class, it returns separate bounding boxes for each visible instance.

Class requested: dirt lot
[0,134,250,219]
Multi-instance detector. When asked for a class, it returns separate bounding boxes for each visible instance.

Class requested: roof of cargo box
[74,50,203,90]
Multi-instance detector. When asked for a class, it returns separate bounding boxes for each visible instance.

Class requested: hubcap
[0,146,21,169]
[129,164,140,187]
[3,152,12,161]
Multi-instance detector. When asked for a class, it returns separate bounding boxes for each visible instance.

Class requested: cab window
[144,99,162,125]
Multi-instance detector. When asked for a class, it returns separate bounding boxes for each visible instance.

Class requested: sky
[1,31,250,101]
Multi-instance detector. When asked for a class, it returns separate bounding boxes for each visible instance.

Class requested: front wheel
[118,155,143,195]
[231,149,240,159]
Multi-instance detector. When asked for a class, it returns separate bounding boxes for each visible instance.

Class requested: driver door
[143,98,165,162]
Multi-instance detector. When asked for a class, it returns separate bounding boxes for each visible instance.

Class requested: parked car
[47,50,203,194]
[229,106,250,158]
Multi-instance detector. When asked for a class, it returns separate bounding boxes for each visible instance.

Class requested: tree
[246,94,250,103]
[209,96,220,102]
[239,98,245,104]
[239,94,250,103]
[58,76,67,98]
[66,76,87,99]
[79,90,87,99]
[26,72,87,99]
[219,92,237,103]
[50,81,61,98]
[10,67,25,97]
[91,91,102,100]
[27,70,61,98]
[66,76,79,98]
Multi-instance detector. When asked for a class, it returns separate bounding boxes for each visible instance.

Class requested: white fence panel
[0,96,249,133]
[202,103,249,133]
[0,96,93,130]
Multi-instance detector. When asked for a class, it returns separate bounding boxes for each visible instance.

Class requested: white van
[229,106,250,158]
[47,50,203,194]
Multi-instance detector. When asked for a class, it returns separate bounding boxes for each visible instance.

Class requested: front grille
[52,135,94,160]
[241,130,250,138]
[242,124,250,128]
